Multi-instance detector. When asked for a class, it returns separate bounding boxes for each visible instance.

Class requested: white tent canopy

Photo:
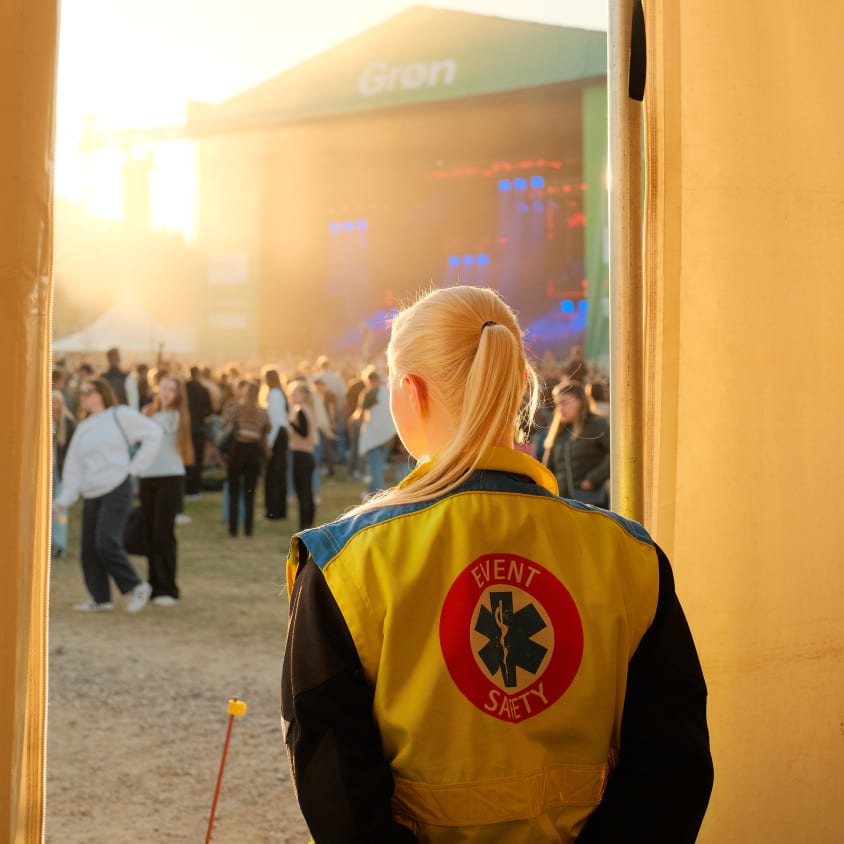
[52,299,195,356]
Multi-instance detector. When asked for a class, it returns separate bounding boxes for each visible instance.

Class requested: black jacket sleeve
[289,409,309,438]
[281,557,417,844]
[577,544,714,843]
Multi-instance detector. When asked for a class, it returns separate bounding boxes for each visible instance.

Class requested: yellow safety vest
[288,447,659,843]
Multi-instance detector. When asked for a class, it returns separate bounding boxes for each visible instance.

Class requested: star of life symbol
[476,590,548,688]
[440,553,584,723]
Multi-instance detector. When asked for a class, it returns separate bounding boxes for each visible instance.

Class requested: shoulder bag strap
[111,406,133,457]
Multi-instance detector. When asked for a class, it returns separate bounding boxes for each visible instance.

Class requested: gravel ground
[44,491,321,844]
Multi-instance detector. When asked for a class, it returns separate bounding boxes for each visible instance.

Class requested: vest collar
[477,446,559,495]
[399,446,559,496]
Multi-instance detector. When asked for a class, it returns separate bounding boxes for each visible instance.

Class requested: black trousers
[186,428,207,494]
[80,476,141,603]
[292,450,315,531]
[264,427,288,519]
[227,441,262,536]
[139,474,183,599]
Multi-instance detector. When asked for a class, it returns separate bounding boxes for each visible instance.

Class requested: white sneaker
[151,595,179,607]
[126,581,152,613]
[73,600,114,612]
[175,513,192,526]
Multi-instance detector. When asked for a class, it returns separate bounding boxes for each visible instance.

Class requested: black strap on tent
[629,0,647,101]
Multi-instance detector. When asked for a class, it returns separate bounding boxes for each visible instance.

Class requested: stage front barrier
[643,1,844,840]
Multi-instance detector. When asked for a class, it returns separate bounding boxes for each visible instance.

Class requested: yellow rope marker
[228,698,248,717]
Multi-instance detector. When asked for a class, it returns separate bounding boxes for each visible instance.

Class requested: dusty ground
[45,477,363,844]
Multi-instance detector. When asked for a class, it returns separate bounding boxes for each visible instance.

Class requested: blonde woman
[542,380,611,507]
[263,368,290,521]
[53,377,162,612]
[287,381,317,531]
[138,375,194,605]
[281,286,712,843]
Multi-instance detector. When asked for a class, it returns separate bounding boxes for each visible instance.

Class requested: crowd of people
[50,343,612,612]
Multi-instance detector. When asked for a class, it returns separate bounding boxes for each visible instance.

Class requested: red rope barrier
[205,697,247,843]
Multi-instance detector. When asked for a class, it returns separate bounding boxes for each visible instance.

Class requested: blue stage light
[477,253,490,266]
[463,255,475,266]
[532,200,544,212]
[498,179,512,192]
[561,299,575,314]
[329,222,341,232]
[517,202,529,213]
[342,221,354,231]
[513,177,528,190]
[578,299,589,313]
[448,255,461,267]
[530,175,545,189]
[356,219,368,230]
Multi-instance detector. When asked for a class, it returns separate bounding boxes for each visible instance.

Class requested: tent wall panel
[644,1,844,840]
[7,2,844,840]
[0,0,57,839]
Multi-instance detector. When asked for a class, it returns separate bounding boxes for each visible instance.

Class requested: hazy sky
[56,1,608,225]
[57,1,607,128]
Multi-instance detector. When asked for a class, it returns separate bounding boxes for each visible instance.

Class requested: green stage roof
[192,5,606,130]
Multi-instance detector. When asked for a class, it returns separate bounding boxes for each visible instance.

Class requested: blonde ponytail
[346,286,539,517]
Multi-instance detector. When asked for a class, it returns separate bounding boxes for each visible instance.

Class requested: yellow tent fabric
[643,1,844,840]
[0,0,56,839]
[5,1,844,841]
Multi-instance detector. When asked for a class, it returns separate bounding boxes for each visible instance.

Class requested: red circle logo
[439,553,583,722]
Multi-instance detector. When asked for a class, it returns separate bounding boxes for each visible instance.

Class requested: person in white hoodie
[53,377,163,612]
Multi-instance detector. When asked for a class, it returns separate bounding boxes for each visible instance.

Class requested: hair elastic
[481,321,498,331]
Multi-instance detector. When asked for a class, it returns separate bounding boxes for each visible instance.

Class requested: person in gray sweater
[53,377,162,612]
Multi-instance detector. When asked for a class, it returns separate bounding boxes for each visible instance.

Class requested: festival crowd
[50,343,611,613]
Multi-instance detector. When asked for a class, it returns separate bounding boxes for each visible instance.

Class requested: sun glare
[54,1,608,247]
